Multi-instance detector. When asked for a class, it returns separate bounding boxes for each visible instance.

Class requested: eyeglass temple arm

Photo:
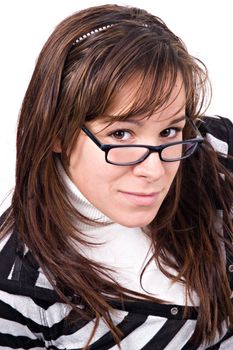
[188,118,204,140]
[81,127,103,148]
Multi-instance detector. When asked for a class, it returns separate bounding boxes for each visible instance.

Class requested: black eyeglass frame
[81,118,204,166]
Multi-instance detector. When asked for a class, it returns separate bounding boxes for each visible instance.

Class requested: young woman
[0,4,233,349]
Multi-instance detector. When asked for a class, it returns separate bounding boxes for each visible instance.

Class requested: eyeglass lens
[107,142,197,164]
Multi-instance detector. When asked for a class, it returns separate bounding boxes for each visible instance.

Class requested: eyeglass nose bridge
[136,145,164,164]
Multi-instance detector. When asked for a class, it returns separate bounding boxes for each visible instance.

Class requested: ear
[52,138,62,153]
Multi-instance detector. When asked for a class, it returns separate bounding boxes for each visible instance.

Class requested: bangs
[100,66,182,124]
[84,29,184,122]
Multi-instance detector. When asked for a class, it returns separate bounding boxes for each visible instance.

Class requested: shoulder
[0,214,73,347]
[199,115,233,171]
[0,214,59,303]
[199,115,233,148]
[200,114,232,131]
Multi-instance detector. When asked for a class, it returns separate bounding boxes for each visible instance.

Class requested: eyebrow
[167,115,187,124]
[113,115,187,126]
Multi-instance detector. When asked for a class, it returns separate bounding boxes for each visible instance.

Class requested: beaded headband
[73,24,115,45]
[73,23,149,45]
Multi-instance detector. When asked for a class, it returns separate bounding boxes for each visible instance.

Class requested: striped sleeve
[0,290,46,349]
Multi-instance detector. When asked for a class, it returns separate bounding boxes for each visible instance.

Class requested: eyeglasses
[81,119,204,166]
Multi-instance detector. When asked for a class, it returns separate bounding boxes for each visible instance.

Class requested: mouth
[119,190,162,206]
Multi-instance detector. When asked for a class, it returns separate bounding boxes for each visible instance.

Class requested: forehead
[103,73,186,123]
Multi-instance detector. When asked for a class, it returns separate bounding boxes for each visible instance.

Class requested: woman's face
[68,76,186,227]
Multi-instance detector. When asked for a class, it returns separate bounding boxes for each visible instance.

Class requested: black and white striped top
[0,116,233,350]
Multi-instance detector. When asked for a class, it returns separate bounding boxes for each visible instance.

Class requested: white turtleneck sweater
[58,161,199,306]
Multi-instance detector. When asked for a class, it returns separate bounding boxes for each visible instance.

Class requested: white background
[0,0,232,212]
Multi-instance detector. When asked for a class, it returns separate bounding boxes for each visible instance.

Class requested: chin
[122,221,154,228]
[115,212,157,228]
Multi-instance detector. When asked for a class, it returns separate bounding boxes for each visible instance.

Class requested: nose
[133,152,165,180]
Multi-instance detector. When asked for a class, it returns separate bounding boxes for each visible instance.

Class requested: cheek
[166,161,180,183]
[69,136,103,173]
[68,137,99,188]
[68,137,125,197]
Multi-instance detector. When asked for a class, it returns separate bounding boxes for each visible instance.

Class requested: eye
[160,127,182,138]
[108,129,132,141]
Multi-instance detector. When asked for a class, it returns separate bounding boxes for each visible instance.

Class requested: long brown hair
[1,4,233,348]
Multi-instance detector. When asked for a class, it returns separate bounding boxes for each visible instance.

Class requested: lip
[119,190,162,206]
